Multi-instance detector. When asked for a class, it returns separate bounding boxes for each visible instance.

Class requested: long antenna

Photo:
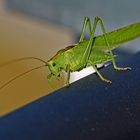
[0,64,47,90]
[0,57,48,67]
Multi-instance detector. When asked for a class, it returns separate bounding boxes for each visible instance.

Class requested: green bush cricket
[1,16,140,89]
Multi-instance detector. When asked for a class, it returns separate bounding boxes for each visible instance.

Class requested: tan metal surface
[0,0,74,116]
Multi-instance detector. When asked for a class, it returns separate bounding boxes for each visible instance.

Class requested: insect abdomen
[93,22,140,50]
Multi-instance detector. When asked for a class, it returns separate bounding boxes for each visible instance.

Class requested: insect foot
[102,78,112,84]
[115,67,131,71]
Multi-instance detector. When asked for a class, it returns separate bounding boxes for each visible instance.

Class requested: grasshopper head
[47,60,60,77]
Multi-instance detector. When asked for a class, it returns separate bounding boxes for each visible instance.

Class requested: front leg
[66,64,71,87]
[47,73,55,88]
[88,60,112,83]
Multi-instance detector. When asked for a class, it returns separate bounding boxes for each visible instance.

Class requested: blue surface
[0,52,140,140]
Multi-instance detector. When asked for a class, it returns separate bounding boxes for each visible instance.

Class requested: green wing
[78,22,140,51]
[89,49,114,65]
[94,22,140,51]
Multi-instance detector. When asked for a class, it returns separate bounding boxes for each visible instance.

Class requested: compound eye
[52,62,56,66]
